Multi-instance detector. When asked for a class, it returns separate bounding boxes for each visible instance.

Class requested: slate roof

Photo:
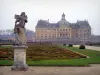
[76,20,91,28]
[70,23,79,29]
[57,19,70,26]
[70,20,91,29]
[36,19,90,29]
[36,20,60,28]
[36,20,49,28]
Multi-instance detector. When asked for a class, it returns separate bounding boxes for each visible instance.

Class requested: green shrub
[68,44,73,47]
[89,44,92,46]
[63,44,66,46]
[79,45,85,49]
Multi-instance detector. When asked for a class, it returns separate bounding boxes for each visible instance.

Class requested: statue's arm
[25,19,28,23]
[25,15,28,23]
[15,19,19,25]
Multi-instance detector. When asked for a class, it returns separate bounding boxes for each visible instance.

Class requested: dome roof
[62,13,65,17]
[58,13,69,26]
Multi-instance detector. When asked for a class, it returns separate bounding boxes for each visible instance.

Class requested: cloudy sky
[0,0,100,35]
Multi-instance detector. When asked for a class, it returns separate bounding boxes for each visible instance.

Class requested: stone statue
[11,12,28,71]
[14,12,28,45]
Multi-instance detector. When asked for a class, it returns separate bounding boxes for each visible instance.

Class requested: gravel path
[74,45,100,51]
[86,46,100,51]
[0,65,100,75]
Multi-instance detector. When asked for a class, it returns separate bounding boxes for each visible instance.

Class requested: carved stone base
[11,64,28,71]
[11,45,28,71]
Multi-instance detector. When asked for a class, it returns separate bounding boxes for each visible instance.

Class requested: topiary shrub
[63,44,66,46]
[68,44,73,47]
[79,45,85,49]
[89,44,92,46]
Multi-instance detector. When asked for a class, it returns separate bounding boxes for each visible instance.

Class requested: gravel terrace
[0,64,100,75]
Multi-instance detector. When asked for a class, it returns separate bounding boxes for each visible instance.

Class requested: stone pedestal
[11,46,28,71]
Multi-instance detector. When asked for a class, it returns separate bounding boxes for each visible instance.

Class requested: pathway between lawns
[0,64,100,75]
[74,45,100,51]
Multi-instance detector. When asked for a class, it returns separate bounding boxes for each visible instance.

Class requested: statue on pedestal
[14,12,28,45]
[11,12,28,71]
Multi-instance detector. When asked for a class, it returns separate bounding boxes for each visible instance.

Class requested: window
[60,34,62,36]
[53,36,55,38]
[63,34,65,37]
[49,36,51,39]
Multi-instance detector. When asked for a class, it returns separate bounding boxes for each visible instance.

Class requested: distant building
[35,13,91,44]
[0,29,35,42]
[0,29,13,35]
[89,35,100,43]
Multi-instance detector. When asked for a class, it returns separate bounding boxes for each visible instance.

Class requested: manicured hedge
[68,44,73,47]
[79,45,85,49]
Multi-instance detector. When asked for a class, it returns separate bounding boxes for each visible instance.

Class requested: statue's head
[21,12,26,16]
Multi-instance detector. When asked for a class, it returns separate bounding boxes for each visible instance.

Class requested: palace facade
[35,13,91,44]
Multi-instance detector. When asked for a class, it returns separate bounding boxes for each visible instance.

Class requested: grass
[62,46,100,57]
[0,59,89,66]
[0,45,12,49]
[61,46,100,64]
[0,60,13,66]
[0,45,100,66]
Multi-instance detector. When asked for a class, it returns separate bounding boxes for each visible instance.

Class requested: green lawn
[0,45,12,49]
[28,46,100,66]
[0,59,89,66]
[0,45,100,66]
[62,46,100,58]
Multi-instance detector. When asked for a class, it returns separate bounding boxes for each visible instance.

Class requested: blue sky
[0,0,100,35]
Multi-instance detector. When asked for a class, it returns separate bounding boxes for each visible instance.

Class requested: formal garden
[0,43,100,66]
